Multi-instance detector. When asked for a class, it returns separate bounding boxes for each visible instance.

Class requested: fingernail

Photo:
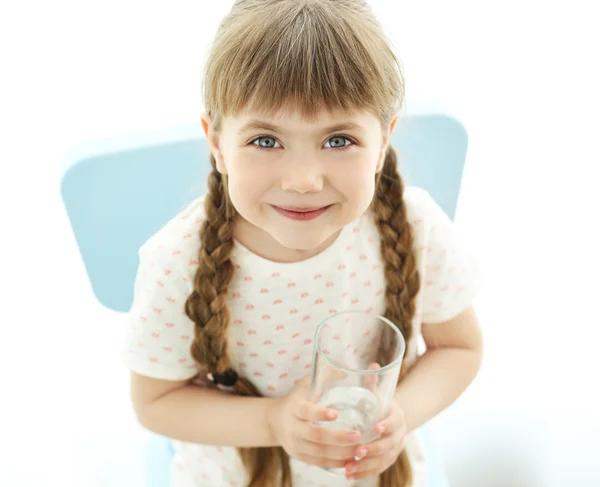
[327,410,337,420]
[376,424,385,434]
[359,447,368,457]
[351,431,361,441]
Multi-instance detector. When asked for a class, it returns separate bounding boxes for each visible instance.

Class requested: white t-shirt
[122,186,483,487]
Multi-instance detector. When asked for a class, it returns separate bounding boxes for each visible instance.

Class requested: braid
[371,146,421,487]
[185,154,236,375]
[184,154,291,487]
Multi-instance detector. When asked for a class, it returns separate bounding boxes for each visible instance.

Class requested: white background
[1,1,599,486]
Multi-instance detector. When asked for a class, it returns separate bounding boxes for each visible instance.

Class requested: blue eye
[253,136,280,149]
[325,136,352,149]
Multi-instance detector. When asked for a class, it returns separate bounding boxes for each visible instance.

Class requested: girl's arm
[130,372,361,462]
[131,373,278,447]
[394,305,483,433]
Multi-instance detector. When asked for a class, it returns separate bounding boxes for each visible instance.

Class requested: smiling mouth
[277,206,329,212]
[271,204,333,221]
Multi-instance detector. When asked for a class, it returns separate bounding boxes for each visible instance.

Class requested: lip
[271,204,332,221]
[277,206,327,213]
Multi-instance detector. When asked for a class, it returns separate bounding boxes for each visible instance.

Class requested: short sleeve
[418,193,484,324]
[121,245,199,381]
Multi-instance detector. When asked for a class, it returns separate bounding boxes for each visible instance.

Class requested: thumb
[363,363,381,390]
[296,374,311,388]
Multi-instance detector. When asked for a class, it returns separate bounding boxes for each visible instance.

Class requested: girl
[123,1,484,486]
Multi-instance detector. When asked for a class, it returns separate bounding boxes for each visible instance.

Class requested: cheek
[334,155,378,200]
[223,153,271,208]
[338,166,375,188]
[354,174,377,213]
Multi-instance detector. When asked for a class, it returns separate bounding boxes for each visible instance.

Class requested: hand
[344,399,407,480]
[267,375,362,469]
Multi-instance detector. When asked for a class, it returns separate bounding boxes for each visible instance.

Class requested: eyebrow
[238,120,365,136]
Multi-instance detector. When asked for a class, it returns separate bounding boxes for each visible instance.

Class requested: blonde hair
[185,1,420,485]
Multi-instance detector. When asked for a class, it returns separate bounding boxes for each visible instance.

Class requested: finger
[295,400,339,423]
[362,363,381,390]
[345,450,403,479]
[361,364,386,416]
[292,453,347,470]
[354,431,405,459]
[302,423,362,446]
[347,465,389,480]
[295,374,311,389]
[374,408,405,437]
[297,439,359,461]
[345,455,384,477]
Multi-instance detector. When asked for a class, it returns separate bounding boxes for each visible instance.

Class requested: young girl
[123,1,484,486]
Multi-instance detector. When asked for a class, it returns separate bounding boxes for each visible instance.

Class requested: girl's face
[202,106,397,262]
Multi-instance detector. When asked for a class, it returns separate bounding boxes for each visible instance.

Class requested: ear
[201,113,227,175]
[376,114,399,173]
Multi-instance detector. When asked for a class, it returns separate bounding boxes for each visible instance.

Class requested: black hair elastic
[207,368,238,387]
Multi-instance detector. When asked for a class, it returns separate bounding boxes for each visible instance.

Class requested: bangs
[204,1,403,124]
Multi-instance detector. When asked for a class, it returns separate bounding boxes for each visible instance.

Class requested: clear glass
[309,310,406,474]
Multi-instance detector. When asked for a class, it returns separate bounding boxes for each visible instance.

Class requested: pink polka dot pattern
[122,188,482,486]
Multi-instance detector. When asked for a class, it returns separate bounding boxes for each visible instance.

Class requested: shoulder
[402,186,441,221]
[361,186,442,242]
[138,195,207,279]
[401,186,455,237]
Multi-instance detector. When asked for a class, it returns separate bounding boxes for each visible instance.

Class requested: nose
[279,158,324,193]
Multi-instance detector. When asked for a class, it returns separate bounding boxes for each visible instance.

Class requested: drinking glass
[309,310,406,474]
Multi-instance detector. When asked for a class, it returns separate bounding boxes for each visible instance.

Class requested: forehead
[222,105,383,136]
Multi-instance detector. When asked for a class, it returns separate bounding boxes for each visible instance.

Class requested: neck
[232,215,340,263]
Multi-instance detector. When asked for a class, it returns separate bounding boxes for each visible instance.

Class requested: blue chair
[61,108,467,487]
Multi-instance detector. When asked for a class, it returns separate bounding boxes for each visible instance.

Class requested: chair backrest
[60,114,468,313]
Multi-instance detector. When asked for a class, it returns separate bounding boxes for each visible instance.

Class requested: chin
[271,231,333,252]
